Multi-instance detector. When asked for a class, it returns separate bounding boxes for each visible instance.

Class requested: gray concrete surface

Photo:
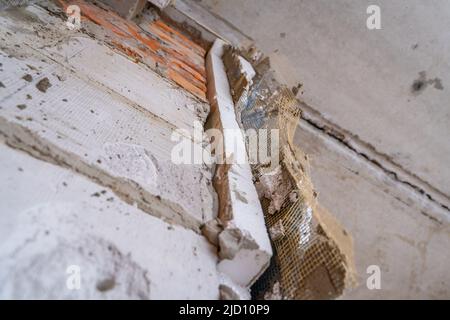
[194,0,450,298]
[296,121,450,299]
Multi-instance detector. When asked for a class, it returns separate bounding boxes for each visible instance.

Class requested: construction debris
[221,45,356,300]
[56,0,208,101]
[0,2,220,299]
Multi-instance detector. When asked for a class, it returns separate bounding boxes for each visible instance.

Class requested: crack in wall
[298,106,450,222]
[172,0,450,221]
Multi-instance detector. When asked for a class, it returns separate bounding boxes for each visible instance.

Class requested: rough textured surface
[0,4,215,232]
[183,0,450,299]
[0,2,226,300]
[222,48,355,299]
[165,0,253,47]
[196,0,450,201]
[0,143,220,299]
[295,121,450,299]
[57,0,208,101]
[219,273,251,300]
[206,39,272,287]
[148,0,173,10]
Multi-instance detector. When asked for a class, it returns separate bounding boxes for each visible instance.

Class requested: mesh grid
[254,193,347,300]
[225,49,350,300]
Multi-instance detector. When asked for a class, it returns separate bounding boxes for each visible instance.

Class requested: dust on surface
[36,77,51,92]
[411,71,444,95]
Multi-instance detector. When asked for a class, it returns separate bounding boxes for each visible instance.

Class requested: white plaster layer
[0,143,220,299]
[206,39,272,287]
[0,8,216,231]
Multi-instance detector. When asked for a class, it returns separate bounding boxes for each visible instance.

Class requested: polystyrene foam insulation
[205,39,272,287]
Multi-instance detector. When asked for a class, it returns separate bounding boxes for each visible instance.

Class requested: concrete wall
[0,143,219,299]
[295,122,450,299]
[0,2,273,299]
[0,3,219,299]
[195,0,450,298]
